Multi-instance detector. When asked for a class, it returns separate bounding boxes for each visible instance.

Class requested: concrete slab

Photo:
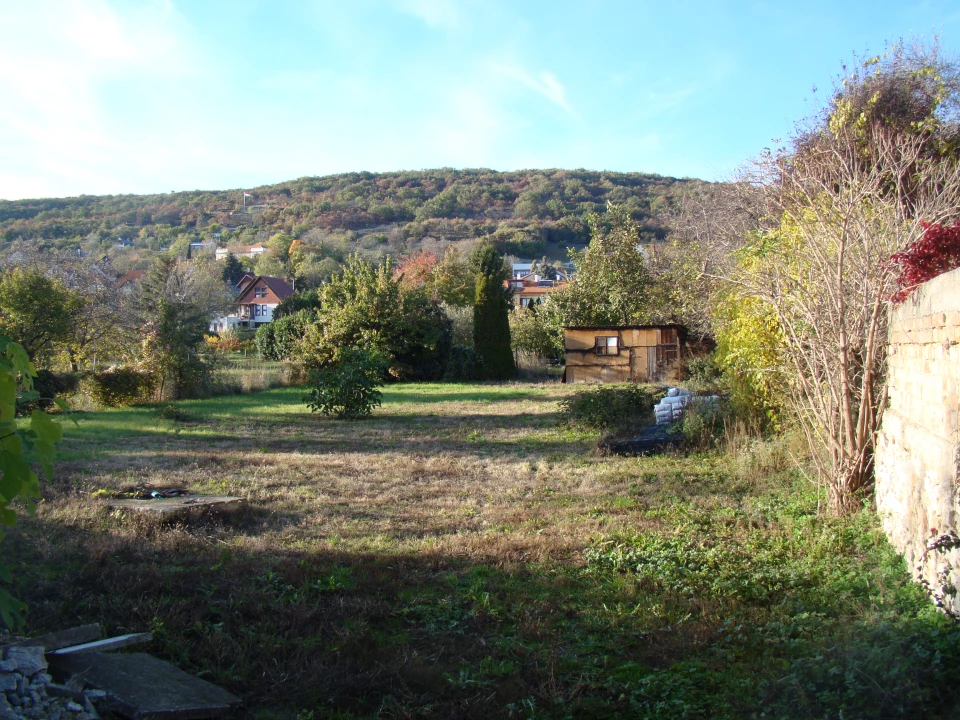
[107,495,244,518]
[50,652,240,719]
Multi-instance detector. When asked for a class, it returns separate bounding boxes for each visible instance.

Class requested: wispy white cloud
[490,63,575,116]
[392,0,460,29]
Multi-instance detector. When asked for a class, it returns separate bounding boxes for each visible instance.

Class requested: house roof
[115,270,144,287]
[236,275,294,304]
[235,273,256,290]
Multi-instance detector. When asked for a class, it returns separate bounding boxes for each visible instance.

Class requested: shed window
[594,336,619,355]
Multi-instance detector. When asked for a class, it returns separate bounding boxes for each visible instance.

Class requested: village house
[507,260,573,307]
[190,240,218,254]
[507,274,568,307]
[115,269,144,294]
[215,244,268,261]
[563,325,686,383]
[210,274,294,332]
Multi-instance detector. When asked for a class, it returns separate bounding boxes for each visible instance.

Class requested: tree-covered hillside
[0,169,702,270]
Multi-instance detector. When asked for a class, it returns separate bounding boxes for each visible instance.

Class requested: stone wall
[875,266,960,615]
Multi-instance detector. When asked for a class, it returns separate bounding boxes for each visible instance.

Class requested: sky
[2,0,959,200]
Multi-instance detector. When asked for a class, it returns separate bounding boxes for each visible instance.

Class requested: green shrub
[678,400,733,450]
[559,384,661,430]
[443,345,484,381]
[85,367,156,407]
[19,370,80,413]
[269,311,314,361]
[303,347,388,419]
[255,323,276,359]
[685,354,723,393]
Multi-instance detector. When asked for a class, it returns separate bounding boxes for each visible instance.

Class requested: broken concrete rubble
[0,625,240,719]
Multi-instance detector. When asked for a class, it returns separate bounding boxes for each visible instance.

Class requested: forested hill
[0,168,702,268]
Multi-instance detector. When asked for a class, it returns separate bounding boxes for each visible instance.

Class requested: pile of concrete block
[654,388,721,425]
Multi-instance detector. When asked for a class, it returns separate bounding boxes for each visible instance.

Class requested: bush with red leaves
[889,221,960,304]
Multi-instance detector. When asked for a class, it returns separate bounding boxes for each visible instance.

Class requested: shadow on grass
[10,506,960,720]
[381,389,553,405]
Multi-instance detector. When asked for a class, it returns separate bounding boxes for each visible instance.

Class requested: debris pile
[0,624,239,719]
[0,645,99,720]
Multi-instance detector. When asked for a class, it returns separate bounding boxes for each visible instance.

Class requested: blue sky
[2,0,959,200]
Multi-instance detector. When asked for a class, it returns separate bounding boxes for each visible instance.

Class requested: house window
[594,336,619,355]
[254,286,266,298]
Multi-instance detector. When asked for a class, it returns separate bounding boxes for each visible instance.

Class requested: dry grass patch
[6,382,959,719]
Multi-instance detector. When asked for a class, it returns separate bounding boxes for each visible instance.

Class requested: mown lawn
[9,383,960,719]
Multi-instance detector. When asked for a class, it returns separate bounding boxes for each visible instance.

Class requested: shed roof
[563,324,687,332]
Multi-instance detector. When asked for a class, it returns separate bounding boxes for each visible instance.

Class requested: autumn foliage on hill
[889,221,960,304]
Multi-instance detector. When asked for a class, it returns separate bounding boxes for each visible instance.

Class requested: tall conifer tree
[471,244,514,380]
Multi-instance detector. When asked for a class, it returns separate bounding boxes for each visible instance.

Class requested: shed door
[647,348,657,379]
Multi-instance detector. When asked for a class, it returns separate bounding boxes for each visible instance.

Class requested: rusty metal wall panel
[564,330,602,351]
[565,351,629,367]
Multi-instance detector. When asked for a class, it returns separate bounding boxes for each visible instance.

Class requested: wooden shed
[563,325,686,384]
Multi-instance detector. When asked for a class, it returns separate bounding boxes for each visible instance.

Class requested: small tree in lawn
[471,243,515,380]
[304,347,388,419]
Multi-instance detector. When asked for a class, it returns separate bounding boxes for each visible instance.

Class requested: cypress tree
[471,244,515,380]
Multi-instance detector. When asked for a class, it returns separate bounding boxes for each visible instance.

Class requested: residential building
[115,270,145,294]
[190,241,217,254]
[210,275,294,332]
[507,274,568,307]
[215,245,269,261]
[511,262,533,279]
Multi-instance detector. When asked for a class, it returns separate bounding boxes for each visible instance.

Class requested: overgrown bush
[685,355,723,393]
[254,322,276,359]
[84,367,156,407]
[678,401,734,450]
[303,347,388,419]
[257,311,313,361]
[205,329,242,353]
[297,256,452,381]
[559,384,661,430]
[443,345,485,382]
[21,370,80,413]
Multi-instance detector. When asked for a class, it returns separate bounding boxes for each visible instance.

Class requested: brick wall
[875,266,960,615]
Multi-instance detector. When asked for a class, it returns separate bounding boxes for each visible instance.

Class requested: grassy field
[9,383,960,719]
